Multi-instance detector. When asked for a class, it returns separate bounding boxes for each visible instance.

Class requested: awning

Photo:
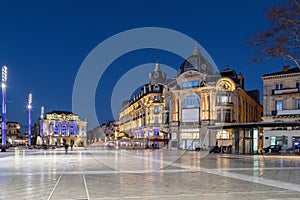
[150,138,169,142]
[208,121,300,130]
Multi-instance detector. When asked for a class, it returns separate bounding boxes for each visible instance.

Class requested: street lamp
[28,93,32,146]
[40,106,44,145]
[1,66,7,152]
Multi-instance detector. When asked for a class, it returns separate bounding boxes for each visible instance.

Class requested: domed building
[165,46,263,152]
[119,45,263,153]
[178,45,214,76]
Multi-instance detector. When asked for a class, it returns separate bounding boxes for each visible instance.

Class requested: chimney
[282,65,290,72]
[238,73,244,89]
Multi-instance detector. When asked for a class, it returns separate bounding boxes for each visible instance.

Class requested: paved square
[0,148,300,200]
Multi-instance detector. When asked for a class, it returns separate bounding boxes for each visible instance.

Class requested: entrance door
[244,139,252,154]
[181,140,186,149]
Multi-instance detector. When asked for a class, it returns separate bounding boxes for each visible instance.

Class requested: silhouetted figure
[64,143,69,154]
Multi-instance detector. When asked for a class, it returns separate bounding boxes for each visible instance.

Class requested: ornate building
[262,66,300,148]
[119,61,168,148]
[166,46,262,150]
[39,111,87,147]
[119,46,263,151]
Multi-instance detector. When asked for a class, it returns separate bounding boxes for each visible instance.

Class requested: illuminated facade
[262,66,300,148]
[39,111,87,146]
[119,46,263,150]
[0,118,21,145]
[119,62,168,148]
[166,47,262,150]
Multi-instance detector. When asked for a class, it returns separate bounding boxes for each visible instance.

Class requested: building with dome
[166,46,263,152]
[119,46,263,152]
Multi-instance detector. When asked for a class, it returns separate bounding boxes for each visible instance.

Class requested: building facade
[0,117,22,146]
[119,46,263,151]
[38,111,87,147]
[166,47,263,151]
[119,62,169,148]
[262,66,300,148]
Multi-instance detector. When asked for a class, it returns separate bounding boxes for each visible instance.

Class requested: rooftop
[46,110,74,115]
[262,66,300,77]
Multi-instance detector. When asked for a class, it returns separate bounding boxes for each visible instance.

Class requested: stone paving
[0,147,300,200]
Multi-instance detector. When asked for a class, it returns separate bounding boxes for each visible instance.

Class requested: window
[217,110,221,121]
[276,100,283,111]
[217,93,232,103]
[154,85,160,92]
[276,84,283,90]
[217,109,232,122]
[297,82,300,89]
[165,100,170,110]
[153,96,161,102]
[297,100,300,109]
[154,128,159,137]
[154,117,159,124]
[182,94,200,108]
[182,81,199,89]
[154,106,159,114]
[224,109,232,122]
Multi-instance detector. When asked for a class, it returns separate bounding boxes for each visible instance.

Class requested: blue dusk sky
[0,0,287,131]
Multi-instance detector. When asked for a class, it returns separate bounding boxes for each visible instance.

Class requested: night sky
[0,0,286,132]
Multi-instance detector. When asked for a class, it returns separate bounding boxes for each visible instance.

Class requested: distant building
[39,111,87,147]
[262,66,300,148]
[0,117,22,145]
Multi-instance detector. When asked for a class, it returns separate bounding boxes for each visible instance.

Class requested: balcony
[272,109,300,116]
[216,102,234,106]
[272,87,299,95]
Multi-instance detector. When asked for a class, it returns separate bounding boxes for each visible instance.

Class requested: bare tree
[248,0,300,68]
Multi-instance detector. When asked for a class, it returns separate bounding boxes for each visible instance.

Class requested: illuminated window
[182,94,200,108]
[217,93,232,103]
[154,128,159,136]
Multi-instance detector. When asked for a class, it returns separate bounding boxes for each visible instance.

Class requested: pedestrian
[64,143,69,154]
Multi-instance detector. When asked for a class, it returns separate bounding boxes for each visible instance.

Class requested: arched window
[154,85,160,92]
[182,94,200,108]
[182,94,200,122]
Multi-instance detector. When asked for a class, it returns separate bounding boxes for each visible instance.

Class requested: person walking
[64,143,69,154]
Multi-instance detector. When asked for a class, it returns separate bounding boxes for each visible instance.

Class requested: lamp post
[40,106,44,145]
[28,93,32,146]
[1,66,7,152]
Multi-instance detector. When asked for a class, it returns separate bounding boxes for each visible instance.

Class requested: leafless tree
[247,0,300,68]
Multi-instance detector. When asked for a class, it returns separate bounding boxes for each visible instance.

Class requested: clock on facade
[153,71,159,78]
